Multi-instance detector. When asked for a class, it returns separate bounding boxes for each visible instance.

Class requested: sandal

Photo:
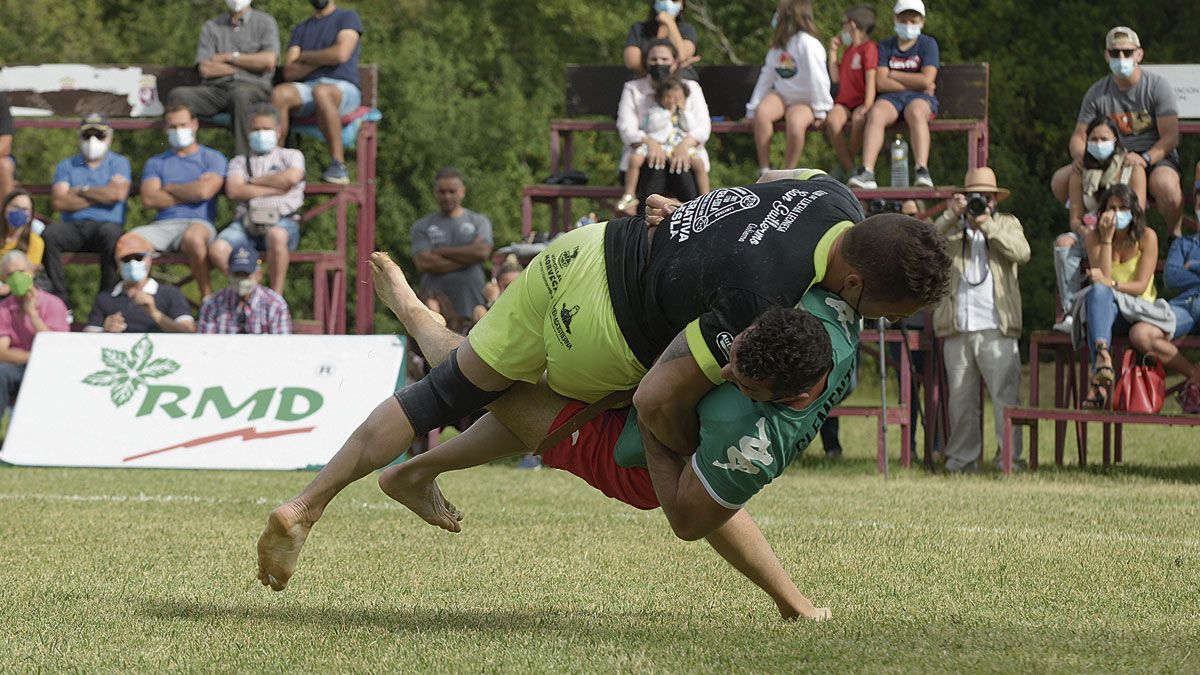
[1093,365,1115,387]
[615,193,638,215]
[1081,382,1108,410]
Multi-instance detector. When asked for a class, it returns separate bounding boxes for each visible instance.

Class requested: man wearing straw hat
[932,167,1030,472]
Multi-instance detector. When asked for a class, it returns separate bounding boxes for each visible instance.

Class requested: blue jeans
[0,363,26,423]
[218,217,301,251]
[1085,284,1131,364]
[1170,294,1200,338]
[291,78,362,118]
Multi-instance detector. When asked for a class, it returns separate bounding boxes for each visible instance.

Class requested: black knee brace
[394,348,505,435]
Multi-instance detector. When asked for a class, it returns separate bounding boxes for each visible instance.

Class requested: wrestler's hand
[645,193,682,227]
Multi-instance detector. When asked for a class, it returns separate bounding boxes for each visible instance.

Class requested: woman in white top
[616,40,712,212]
[745,0,833,173]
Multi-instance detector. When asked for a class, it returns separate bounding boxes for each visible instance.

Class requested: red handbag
[1114,350,1166,414]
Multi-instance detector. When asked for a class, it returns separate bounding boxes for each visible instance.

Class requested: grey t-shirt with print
[411,209,493,320]
[1077,71,1179,162]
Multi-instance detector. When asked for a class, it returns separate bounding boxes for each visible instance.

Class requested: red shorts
[540,402,660,510]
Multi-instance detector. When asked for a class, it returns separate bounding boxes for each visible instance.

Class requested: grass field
[3,400,1200,672]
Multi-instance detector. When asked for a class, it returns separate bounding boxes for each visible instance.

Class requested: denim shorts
[291,77,362,118]
[218,217,300,252]
[879,91,939,117]
[1170,294,1200,339]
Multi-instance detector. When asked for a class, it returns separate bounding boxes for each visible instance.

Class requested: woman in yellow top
[1,189,45,267]
[1082,183,1158,408]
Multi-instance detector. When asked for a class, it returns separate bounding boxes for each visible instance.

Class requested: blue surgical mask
[120,259,149,284]
[1087,140,1116,161]
[249,129,277,154]
[1114,210,1133,230]
[167,127,194,150]
[770,11,778,29]
[895,21,922,41]
[5,210,31,229]
[841,30,854,44]
[1109,57,1135,78]
[654,0,682,18]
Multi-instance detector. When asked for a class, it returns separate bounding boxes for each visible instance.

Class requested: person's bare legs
[182,222,212,297]
[782,103,815,169]
[1050,164,1073,205]
[207,237,232,275]
[313,84,345,164]
[0,157,14,200]
[859,99,899,172]
[849,106,869,159]
[272,84,300,144]
[824,104,852,171]
[691,157,711,194]
[752,93,786,171]
[903,99,933,169]
[1149,164,1184,238]
[266,226,290,293]
[1130,322,1199,384]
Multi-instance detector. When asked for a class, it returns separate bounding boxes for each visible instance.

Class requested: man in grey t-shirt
[410,167,494,322]
[1050,26,1183,238]
[167,0,281,155]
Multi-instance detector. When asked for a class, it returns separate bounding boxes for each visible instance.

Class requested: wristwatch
[1141,151,1153,165]
[80,185,91,196]
[1111,279,1119,290]
[232,51,240,64]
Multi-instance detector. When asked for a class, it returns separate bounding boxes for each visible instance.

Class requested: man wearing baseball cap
[84,232,195,334]
[43,113,132,305]
[198,244,291,334]
[1051,26,1184,240]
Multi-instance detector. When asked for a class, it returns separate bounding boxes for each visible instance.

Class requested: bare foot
[369,251,440,325]
[378,464,464,533]
[256,500,317,591]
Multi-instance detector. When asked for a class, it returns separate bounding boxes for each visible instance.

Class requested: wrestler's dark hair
[842,213,951,306]
[736,307,831,399]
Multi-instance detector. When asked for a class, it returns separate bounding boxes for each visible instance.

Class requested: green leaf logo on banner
[82,335,181,407]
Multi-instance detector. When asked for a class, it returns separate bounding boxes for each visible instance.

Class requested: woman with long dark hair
[1,190,45,268]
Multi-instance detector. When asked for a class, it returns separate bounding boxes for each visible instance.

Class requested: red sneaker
[1178,383,1200,414]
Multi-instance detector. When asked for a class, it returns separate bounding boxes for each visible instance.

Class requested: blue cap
[228,245,260,275]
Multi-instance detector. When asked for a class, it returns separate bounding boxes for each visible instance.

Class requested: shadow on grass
[1035,462,1200,484]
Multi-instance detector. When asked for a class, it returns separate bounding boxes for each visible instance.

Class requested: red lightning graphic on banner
[123,426,316,462]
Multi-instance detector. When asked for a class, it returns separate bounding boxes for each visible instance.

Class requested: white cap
[894,0,926,16]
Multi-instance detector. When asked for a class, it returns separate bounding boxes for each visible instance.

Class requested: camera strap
[960,227,991,287]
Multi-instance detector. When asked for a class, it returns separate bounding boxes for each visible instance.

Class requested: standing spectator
[166,0,281,155]
[745,0,832,174]
[616,76,709,214]
[42,113,131,303]
[273,0,363,185]
[932,168,1030,472]
[410,167,494,322]
[0,251,70,423]
[825,5,878,179]
[1,190,44,268]
[624,0,700,80]
[616,40,711,210]
[210,106,305,294]
[1050,27,1183,240]
[199,245,292,334]
[849,0,939,189]
[132,103,227,300]
[85,233,195,334]
[0,90,13,200]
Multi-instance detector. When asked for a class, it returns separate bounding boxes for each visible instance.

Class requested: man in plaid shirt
[199,244,292,334]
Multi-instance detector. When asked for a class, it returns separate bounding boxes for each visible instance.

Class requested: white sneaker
[847,168,877,189]
[1052,316,1073,334]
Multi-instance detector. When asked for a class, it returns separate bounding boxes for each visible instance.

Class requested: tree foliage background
[1,0,1198,335]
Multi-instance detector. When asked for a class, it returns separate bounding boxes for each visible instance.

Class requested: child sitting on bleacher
[824,4,878,179]
[617,76,709,215]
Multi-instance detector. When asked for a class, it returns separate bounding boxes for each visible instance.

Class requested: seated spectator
[273,0,363,184]
[1129,221,1200,413]
[411,167,494,322]
[166,0,281,155]
[746,0,833,173]
[849,0,939,189]
[210,106,305,294]
[617,76,709,214]
[825,4,878,178]
[199,245,291,334]
[85,233,196,334]
[617,39,711,211]
[0,90,12,200]
[1051,27,1183,240]
[624,0,700,81]
[43,114,131,303]
[472,254,524,323]
[0,251,70,423]
[1076,184,1159,409]
[1053,116,1147,332]
[1,190,45,271]
[131,103,227,299]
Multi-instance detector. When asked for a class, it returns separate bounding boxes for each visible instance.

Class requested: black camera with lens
[966,192,990,217]
[867,199,901,216]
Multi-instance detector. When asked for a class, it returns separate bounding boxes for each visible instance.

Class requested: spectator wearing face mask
[199,245,292,334]
[42,114,131,304]
[209,106,305,294]
[85,233,196,334]
[0,190,44,272]
[166,0,280,155]
[0,250,69,423]
[0,91,13,201]
[624,0,700,81]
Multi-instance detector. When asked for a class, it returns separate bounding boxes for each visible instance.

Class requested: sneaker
[321,160,350,185]
[1178,382,1200,414]
[914,166,934,187]
[1052,316,1074,334]
[847,167,877,189]
[758,166,771,178]
[615,193,638,215]
[825,448,843,460]
[993,454,1028,472]
[515,453,543,470]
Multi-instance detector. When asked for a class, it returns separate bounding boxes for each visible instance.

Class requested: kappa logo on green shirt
[712,417,774,475]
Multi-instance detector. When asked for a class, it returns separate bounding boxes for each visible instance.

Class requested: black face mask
[310,0,330,9]
[647,64,672,82]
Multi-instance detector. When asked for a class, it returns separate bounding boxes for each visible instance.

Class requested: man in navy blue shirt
[43,113,132,303]
[131,103,228,299]
[272,0,364,185]
[85,232,196,334]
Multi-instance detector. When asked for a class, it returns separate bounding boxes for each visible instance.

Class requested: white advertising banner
[0,333,406,470]
[0,64,164,117]
[1142,65,1200,119]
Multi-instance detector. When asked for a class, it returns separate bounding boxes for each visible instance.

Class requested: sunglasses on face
[1107,48,1136,58]
[81,129,108,140]
[120,253,149,263]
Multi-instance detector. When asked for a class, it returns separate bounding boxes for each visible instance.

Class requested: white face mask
[80,136,108,161]
[236,278,257,297]
[167,127,195,150]
[225,0,252,12]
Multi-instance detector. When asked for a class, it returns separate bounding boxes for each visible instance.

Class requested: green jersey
[611,287,861,508]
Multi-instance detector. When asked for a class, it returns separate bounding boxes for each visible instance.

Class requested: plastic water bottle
[890,134,909,188]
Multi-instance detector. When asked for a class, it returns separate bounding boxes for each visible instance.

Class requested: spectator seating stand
[3,63,380,334]
[522,62,989,235]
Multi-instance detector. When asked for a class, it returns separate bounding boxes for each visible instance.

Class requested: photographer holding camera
[932,167,1030,472]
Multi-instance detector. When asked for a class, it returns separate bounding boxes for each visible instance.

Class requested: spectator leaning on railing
[199,244,291,335]
[85,233,195,335]
[0,250,69,424]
